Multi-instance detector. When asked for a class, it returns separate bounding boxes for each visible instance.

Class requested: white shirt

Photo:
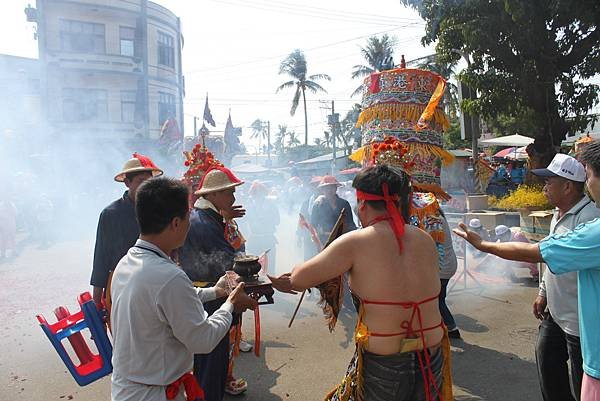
[110,239,233,401]
[539,196,600,336]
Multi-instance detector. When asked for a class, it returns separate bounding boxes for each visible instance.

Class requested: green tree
[274,124,288,155]
[443,120,471,150]
[276,49,331,146]
[351,34,398,97]
[287,131,301,148]
[339,103,363,150]
[401,0,600,168]
[250,119,268,152]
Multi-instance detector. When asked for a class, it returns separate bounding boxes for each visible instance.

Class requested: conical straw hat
[195,167,244,196]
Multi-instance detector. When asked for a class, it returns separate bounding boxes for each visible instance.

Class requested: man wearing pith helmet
[179,166,249,400]
[90,153,163,307]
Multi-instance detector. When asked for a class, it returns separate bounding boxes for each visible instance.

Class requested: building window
[120,26,135,57]
[121,91,136,123]
[62,88,108,122]
[60,20,105,54]
[158,92,176,125]
[157,31,174,67]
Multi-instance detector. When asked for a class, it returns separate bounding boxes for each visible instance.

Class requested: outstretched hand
[222,205,246,220]
[268,272,298,295]
[453,222,484,250]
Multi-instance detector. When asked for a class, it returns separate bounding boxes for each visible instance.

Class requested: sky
[0,0,435,149]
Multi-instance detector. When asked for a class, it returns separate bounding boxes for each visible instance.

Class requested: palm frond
[276,80,296,93]
[308,73,331,81]
[350,84,366,98]
[304,81,328,94]
[351,65,374,79]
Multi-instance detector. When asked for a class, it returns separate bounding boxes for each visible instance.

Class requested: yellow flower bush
[490,185,551,210]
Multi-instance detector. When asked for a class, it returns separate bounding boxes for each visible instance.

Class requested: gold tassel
[356,103,450,131]
[412,183,451,201]
[441,328,454,401]
[405,143,455,166]
[348,143,454,168]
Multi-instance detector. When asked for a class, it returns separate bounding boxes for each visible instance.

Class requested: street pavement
[0,212,543,401]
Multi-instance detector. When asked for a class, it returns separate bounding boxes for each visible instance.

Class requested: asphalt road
[0,211,543,401]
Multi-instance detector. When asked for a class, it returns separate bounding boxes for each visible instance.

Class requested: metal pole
[267,120,271,165]
[331,100,336,176]
[141,0,149,136]
[193,116,197,139]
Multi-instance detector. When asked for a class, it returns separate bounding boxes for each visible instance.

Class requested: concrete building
[0,55,41,137]
[26,0,184,141]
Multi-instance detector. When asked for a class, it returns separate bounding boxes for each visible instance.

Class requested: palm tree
[338,104,362,153]
[323,131,331,148]
[276,49,331,146]
[274,124,288,155]
[287,131,301,148]
[250,119,268,152]
[313,137,324,147]
[351,34,397,97]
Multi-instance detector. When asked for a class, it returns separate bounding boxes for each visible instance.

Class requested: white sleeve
[196,286,218,303]
[156,273,233,354]
[539,268,547,297]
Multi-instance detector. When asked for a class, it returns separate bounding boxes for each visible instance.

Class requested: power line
[206,0,424,27]
[184,26,420,75]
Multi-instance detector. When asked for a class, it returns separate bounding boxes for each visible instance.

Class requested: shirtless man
[290,165,447,401]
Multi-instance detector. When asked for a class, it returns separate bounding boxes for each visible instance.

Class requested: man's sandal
[225,378,247,395]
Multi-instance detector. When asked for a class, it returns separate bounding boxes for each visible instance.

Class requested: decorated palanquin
[182,143,224,206]
[350,67,455,254]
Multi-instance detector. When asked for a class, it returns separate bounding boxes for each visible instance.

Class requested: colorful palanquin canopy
[351,67,455,246]
[351,68,454,200]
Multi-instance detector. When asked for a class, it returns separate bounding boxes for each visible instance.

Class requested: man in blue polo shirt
[454,141,600,401]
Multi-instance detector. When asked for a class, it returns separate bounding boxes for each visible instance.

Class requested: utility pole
[193,116,198,139]
[267,120,271,167]
[327,100,340,176]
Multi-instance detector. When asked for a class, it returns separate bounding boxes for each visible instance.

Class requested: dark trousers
[363,347,443,401]
[536,314,583,401]
[438,279,457,331]
[193,298,230,401]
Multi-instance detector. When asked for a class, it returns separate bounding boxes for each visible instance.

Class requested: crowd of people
[81,140,600,401]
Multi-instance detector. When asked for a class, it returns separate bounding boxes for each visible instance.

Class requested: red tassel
[254,306,261,358]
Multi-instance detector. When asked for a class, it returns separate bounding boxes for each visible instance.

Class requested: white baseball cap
[531,153,586,182]
[468,218,482,229]
[495,225,510,237]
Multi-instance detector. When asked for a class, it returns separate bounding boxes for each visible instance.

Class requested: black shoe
[448,329,462,339]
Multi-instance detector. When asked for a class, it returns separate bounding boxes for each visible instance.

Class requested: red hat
[318,175,341,188]
[114,153,163,182]
[249,180,268,196]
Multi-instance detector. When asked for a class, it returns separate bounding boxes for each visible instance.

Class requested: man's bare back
[292,220,443,355]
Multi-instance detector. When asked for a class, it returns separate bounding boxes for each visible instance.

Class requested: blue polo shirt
[540,217,600,379]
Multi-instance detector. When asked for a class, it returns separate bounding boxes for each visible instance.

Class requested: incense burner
[229,255,274,305]
[232,255,262,279]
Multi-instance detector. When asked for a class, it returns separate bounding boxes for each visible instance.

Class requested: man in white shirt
[530,154,600,401]
[110,177,257,401]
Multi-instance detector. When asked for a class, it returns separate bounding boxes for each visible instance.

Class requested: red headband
[356,182,405,251]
